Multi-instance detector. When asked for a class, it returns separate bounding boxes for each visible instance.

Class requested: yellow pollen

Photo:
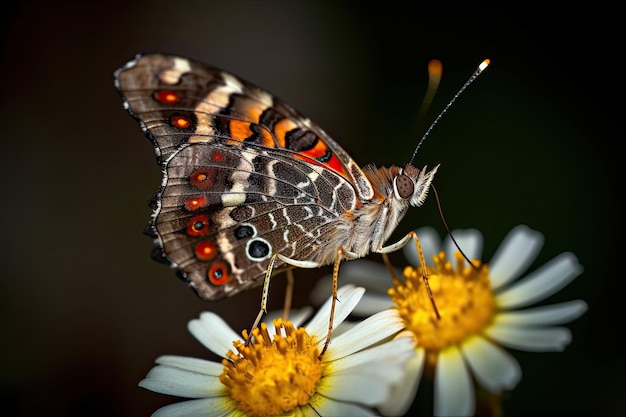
[220,319,322,417]
[389,251,495,361]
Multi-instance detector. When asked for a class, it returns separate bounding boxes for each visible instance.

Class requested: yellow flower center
[220,319,323,417]
[389,251,495,361]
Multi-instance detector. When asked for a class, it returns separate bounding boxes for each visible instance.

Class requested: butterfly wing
[114,53,372,300]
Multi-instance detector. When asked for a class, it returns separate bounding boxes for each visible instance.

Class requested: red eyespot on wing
[154,90,181,104]
[190,168,215,189]
[171,114,191,129]
[208,263,229,285]
[195,241,217,261]
[184,196,208,211]
[186,215,210,236]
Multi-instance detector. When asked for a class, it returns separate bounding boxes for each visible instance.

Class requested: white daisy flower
[139,284,415,416]
[311,225,588,416]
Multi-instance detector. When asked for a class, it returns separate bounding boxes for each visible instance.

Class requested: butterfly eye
[394,174,415,199]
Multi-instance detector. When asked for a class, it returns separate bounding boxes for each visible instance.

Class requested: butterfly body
[115,53,437,301]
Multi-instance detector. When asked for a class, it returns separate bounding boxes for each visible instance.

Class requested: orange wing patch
[229,119,254,141]
[273,118,296,148]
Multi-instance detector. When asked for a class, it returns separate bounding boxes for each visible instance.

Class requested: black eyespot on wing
[248,239,270,259]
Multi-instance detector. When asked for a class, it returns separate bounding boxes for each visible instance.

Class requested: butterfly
[114,53,487,353]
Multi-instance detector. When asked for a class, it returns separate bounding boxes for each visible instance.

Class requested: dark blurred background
[1,2,621,416]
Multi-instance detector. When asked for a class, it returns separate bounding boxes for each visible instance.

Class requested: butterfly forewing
[115,53,369,300]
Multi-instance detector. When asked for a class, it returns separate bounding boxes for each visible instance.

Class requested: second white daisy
[312,225,588,416]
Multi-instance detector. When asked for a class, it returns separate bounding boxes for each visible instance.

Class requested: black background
[1,2,621,416]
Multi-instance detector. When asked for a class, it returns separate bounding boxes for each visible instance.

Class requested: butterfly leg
[282,247,358,358]
[381,253,399,281]
[246,248,355,358]
[379,231,440,319]
[318,246,345,358]
[247,253,281,343]
[247,254,323,345]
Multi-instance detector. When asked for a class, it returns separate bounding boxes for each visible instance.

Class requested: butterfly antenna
[408,59,490,166]
[431,184,480,270]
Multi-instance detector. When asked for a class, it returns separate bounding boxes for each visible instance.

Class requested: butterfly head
[393,164,440,207]
[357,163,439,253]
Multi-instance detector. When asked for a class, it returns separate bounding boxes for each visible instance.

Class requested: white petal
[318,372,397,405]
[434,346,475,416]
[310,260,397,305]
[378,348,425,416]
[328,320,359,338]
[305,285,364,341]
[324,309,405,360]
[489,225,544,290]
[139,365,225,398]
[460,336,521,392]
[403,227,441,267]
[485,324,573,351]
[325,337,414,375]
[151,397,234,417]
[322,320,360,337]
[310,396,377,416]
[494,300,588,326]
[188,312,240,359]
[352,292,394,316]
[495,252,583,309]
[264,306,313,330]
[155,355,223,376]
[288,306,315,329]
[318,341,413,408]
[443,228,483,267]
[339,259,398,292]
